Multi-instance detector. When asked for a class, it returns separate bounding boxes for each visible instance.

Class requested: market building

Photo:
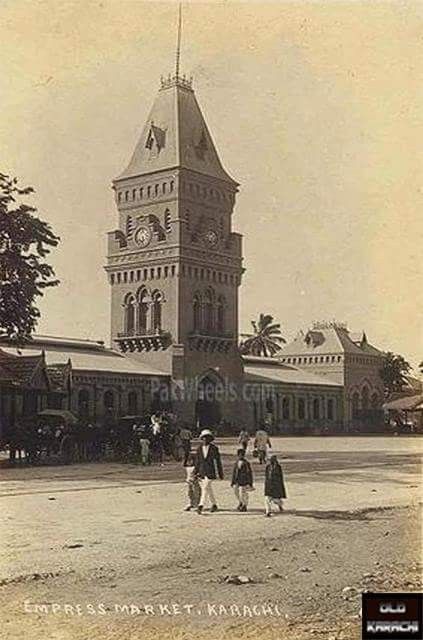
[0,68,386,433]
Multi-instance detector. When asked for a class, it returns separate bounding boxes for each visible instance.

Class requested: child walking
[231,448,254,512]
[264,454,287,517]
[184,451,200,511]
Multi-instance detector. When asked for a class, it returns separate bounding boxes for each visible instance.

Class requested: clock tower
[105,71,244,424]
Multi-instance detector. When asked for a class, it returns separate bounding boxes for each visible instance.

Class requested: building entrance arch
[195,371,223,428]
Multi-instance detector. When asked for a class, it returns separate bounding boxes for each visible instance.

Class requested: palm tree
[240,313,286,357]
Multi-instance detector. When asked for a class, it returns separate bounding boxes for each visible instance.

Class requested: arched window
[193,293,202,332]
[327,398,334,421]
[352,392,360,418]
[104,390,114,411]
[362,386,369,411]
[298,398,306,420]
[217,295,225,334]
[137,288,148,335]
[265,395,274,413]
[151,290,163,333]
[128,391,138,415]
[282,397,290,420]
[313,398,320,420]
[371,392,379,410]
[78,389,90,419]
[204,288,215,333]
[124,294,136,335]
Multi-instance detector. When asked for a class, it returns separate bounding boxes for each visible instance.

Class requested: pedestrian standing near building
[238,428,250,452]
[254,427,271,464]
[194,429,224,514]
[231,448,254,512]
[183,451,200,511]
[264,454,287,517]
[179,424,192,465]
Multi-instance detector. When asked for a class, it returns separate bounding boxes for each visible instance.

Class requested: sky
[1,0,422,369]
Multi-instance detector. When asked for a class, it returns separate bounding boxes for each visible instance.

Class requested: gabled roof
[279,323,384,358]
[243,355,342,388]
[0,349,49,389]
[0,335,168,377]
[116,79,237,186]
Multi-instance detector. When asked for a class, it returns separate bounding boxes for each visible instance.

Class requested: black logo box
[362,592,423,640]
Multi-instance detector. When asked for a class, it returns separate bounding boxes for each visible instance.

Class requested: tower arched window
[151,290,163,333]
[204,288,215,333]
[137,288,148,335]
[217,295,226,334]
[193,293,202,332]
[124,294,136,335]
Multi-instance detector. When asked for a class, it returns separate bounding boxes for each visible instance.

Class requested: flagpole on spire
[161,2,192,90]
[175,2,182,80]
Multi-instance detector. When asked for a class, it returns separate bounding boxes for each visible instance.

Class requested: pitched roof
[0,349,49,389]
[243,356,341,388]
[279,323,384,358]
[0,335,168,377]
[116,79,237,185]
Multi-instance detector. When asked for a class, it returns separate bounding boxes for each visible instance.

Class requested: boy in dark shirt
[231,448,253,512]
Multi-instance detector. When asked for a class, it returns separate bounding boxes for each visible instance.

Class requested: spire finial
[160,3,192,91]
[175,2,182,79]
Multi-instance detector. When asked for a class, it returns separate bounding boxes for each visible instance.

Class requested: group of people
[183,428,287,517]
[131,413,193,465]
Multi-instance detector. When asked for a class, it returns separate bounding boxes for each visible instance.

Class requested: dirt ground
[0,436,422,640]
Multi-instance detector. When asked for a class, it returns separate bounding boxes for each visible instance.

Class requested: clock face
[135,226,152,247]
[204,229,218,247]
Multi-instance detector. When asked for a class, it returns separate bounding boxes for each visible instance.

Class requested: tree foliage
[379,351,411,397]
[0,173,59,342]
[239,313,286,357]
